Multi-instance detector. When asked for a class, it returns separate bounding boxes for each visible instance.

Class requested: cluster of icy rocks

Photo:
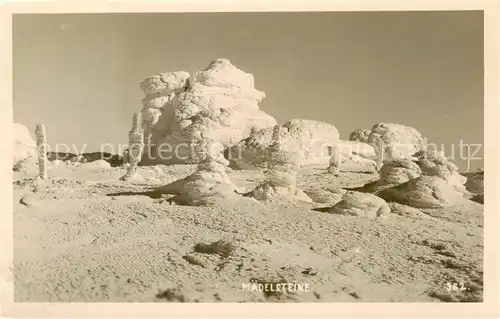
[13,58,482,214]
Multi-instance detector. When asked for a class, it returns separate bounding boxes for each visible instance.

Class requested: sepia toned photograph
[3,1,498,316]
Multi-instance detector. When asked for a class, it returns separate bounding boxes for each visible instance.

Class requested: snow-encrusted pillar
[120,113,144,181]
[327,145,340,176]
[270,125,281,148]
[376,142,385,171]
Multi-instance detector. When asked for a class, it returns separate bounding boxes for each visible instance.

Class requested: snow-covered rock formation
[157,151,240,206]
[328,191,391,219]
[348,128,371,143]
[139,59,277,165]
[13,123,37,168]
[377,175,465,209]
[351,159,422,194]
[227,122,303,170]
[350,122,427,162]
[244,125,311,204]
[228,119,377,172]
[413,150,467,194]
[377,159,422,189]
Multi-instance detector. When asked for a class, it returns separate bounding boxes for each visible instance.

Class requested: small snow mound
[246,181,311,204]
[83,159,111,169]
[328,191,390,219]
[387,202,433,219]
[158,160,240,206]
[303,187,346,205]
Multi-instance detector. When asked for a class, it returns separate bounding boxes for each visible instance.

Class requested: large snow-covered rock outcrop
[227,122,307,169]
[228,119,378,170]
[350,123,427,161]
[13,123,37,166]
[140,59,277,165]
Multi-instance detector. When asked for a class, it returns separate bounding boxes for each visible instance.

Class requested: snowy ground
[13,162,483,302]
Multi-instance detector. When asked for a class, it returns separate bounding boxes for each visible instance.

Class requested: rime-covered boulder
[242,127,310,204]
[352,159,422,194]
[13,123,37,166]
[328,191,391,219]
[303,186,347,205]
[228,119,379,170]
[350,123,427,162]
[282,119,340,164]
[157,157,240,206]
[227,124,303,170]
[377,175,465,209]
[140,71,191,97]
[334,141,378,173]
[337,140,376,159]
[413,150,467,194]
[245,163,311,204]
[367,123,427,154]
[378,159,422,188]
[349,128,371,143]
[140,59,277,165]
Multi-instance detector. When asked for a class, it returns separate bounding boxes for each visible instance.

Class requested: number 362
[445,282,467,291]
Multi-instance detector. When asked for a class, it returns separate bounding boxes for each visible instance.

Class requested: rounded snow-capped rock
[364,123,427,161]
[303,186,346,205]
[336,140,376,159]
[157,159,240,206]
[140,71,191,96]
[377,175,465,209]
[413,150,467,194]
[228,119,340,169]
[328,191,390,219]
[13,123,37,167]
[193,58,257,90]
[228,125,302,169]
[379,159,422,186]
[246,181,312,204]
